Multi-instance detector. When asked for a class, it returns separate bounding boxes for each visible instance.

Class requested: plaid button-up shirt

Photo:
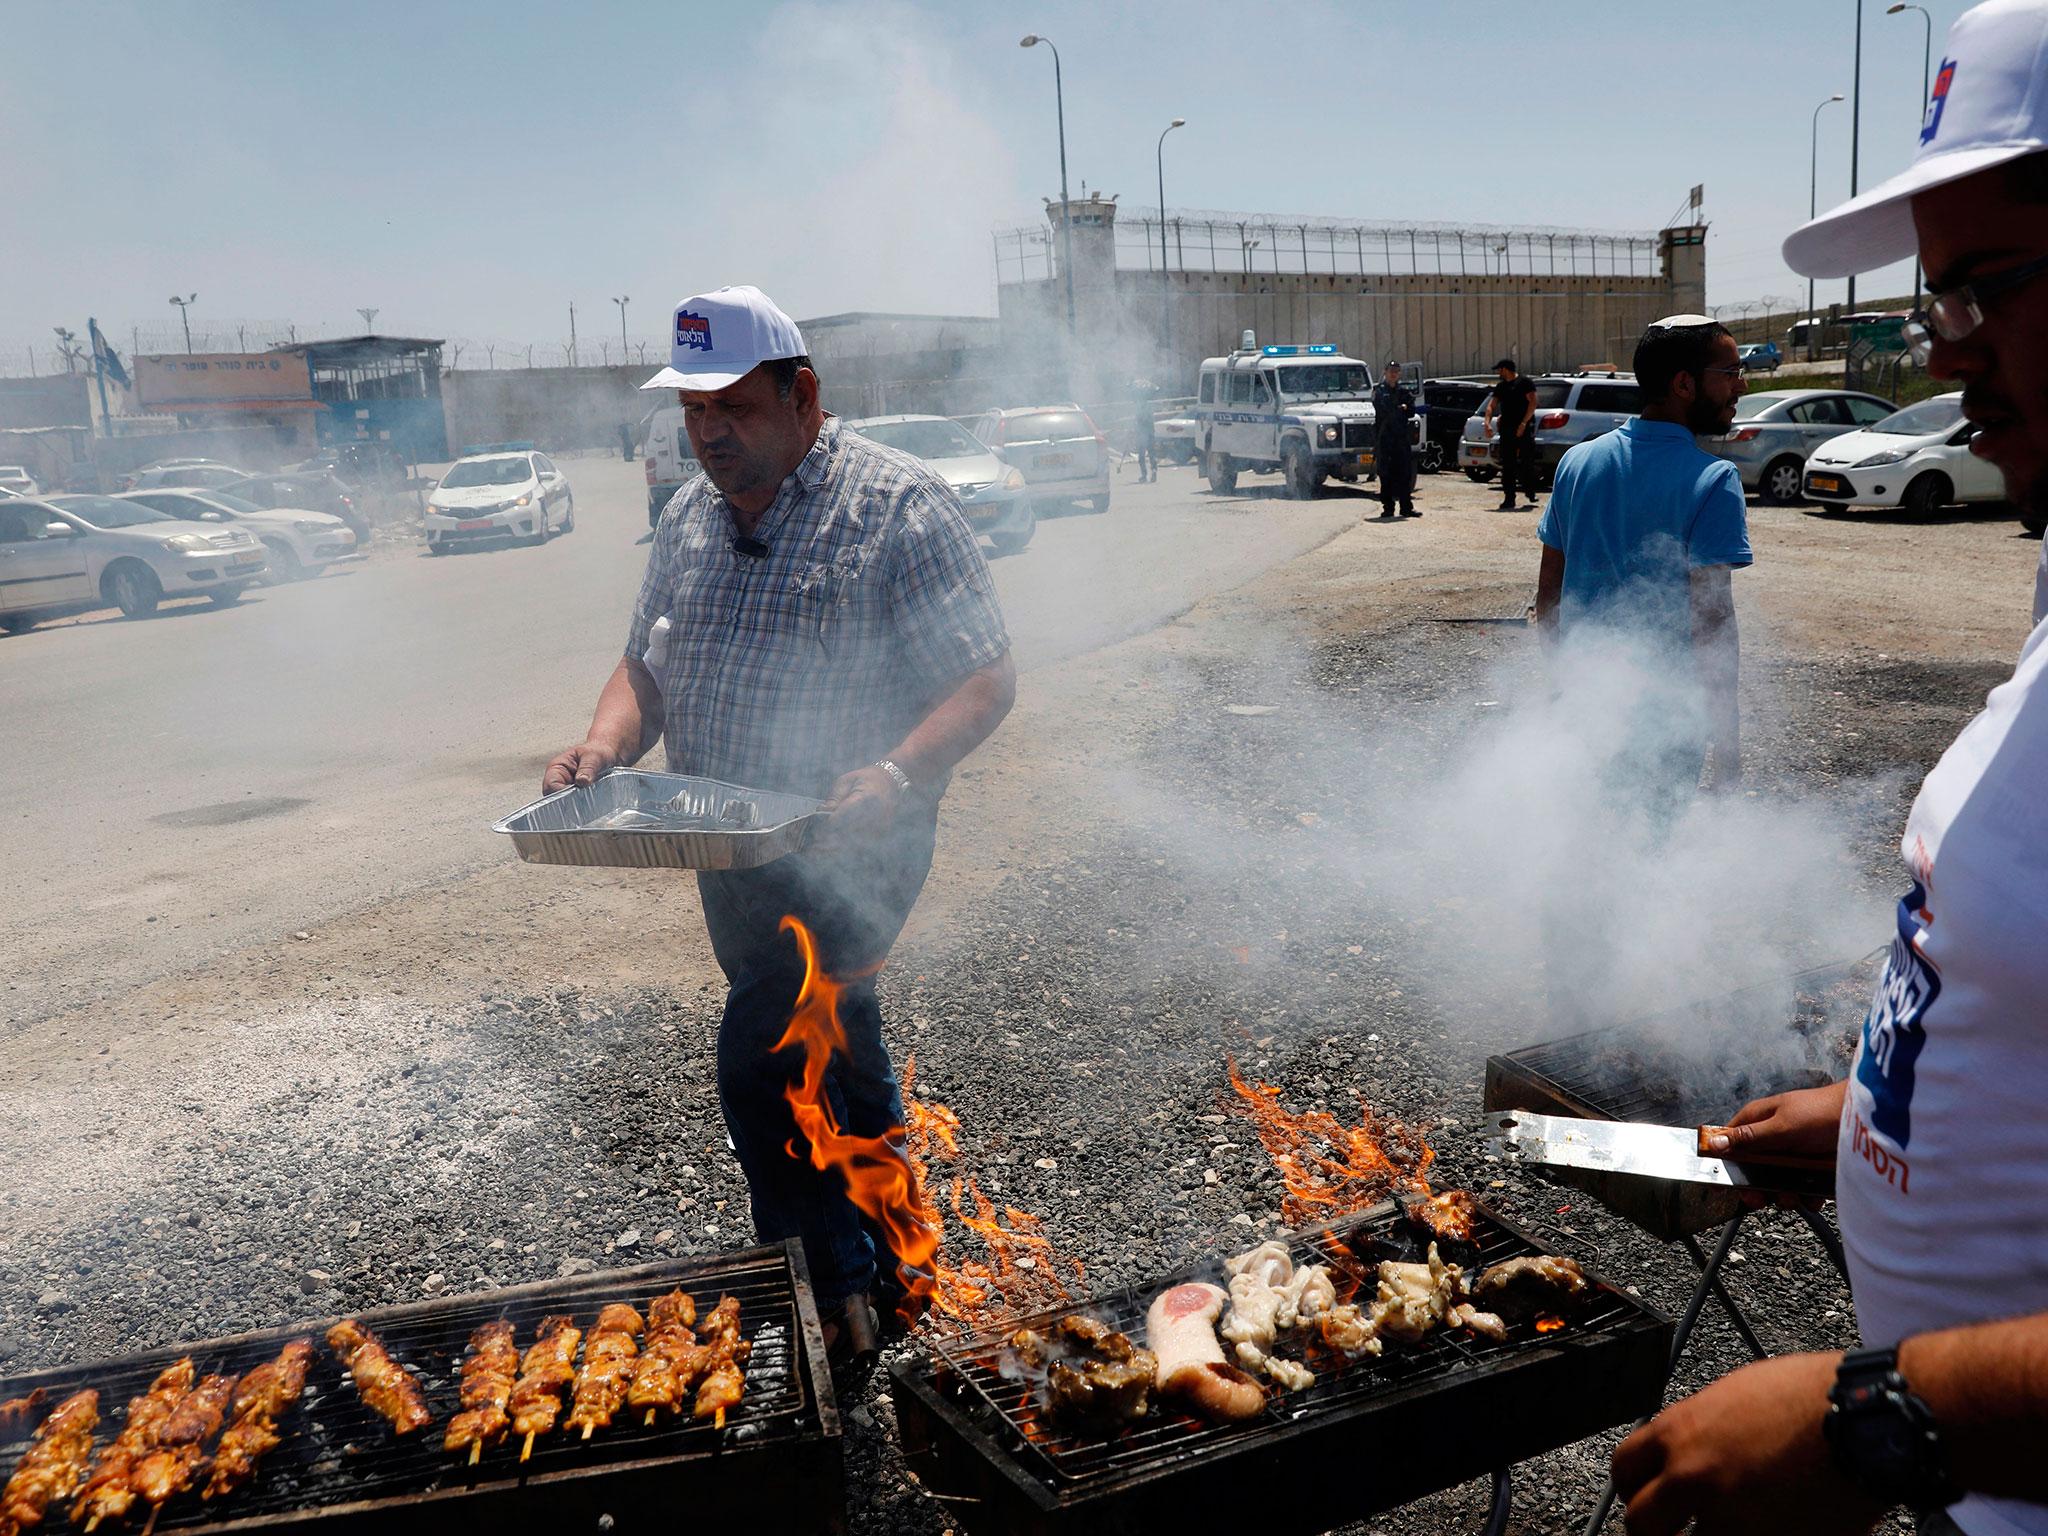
[624,418,1011,800]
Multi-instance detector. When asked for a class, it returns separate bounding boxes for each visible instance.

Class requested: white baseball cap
[639,285,808,392]
[1784,0,2048,278]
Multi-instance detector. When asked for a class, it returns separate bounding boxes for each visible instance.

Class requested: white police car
[1193,337,1416,499]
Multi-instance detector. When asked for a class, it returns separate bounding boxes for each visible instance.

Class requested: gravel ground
[1,593,2004,1534]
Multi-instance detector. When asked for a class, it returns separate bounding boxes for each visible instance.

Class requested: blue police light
[1260,343,1338,356]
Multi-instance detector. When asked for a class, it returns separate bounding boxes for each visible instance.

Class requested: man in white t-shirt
[1610,4,2048,1533]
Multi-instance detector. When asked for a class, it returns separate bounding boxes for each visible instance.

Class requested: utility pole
[613,296,629,364]
[170,293,197,353]
[1847,0,1863,318]
[357,307,378,334]
[569,301,579,367]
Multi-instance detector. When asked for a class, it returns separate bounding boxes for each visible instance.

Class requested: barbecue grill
[892,1199,1669,1536]
[1481,957,1875,1534]
[1483,954,1875,1239]
[0,1242,841,1534]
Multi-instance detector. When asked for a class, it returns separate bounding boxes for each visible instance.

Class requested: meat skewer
[72,1360,194,1531]
[203,1340,314,1502]
[443,1322,519,1465]
[0,1391,49,1437]
[627,1291,700,1428]
[507,1315,581,1463]
[324,1322,430,1438]
[130,1372,235,1534]
[691,1296,750,1431]
[565,1305,644,1442]
[0,1388,97,1536]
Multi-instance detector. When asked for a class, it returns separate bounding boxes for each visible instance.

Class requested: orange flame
[1535,1315,1566,1334]
[774,917,941,1324]
[777,918,1084,1332]
[1224,1056,1442,1226]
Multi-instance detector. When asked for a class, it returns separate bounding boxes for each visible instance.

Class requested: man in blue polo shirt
[1533,315,1754,794]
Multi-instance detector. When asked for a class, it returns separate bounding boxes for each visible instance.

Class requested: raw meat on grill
[444,1321,519,1460]
[566,1304,645,1439]
[508,1315,582,1458]
[0,1388,96,1534]
[1219,1241,1331,1393]
[325,1321,431,1437]
[1471,1255,1590,1317]
[1372,1246,1464,1345]
[71,1360,193,1527]
[205,1341,314,1501]
[1145,1283,1264,1423]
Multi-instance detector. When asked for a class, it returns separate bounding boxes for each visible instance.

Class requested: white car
[970,405,1114,513]
[123,462,250,492]
[423,451,574,553]
[0,495,267,628]
[119,488,357,580]
[847,414,1035,555]
[1801,392,2005,518]
[0,466,40,497]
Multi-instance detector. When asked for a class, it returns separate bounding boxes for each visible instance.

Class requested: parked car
[0,495,265,627]
[1417,377,1494,475]
[1459,373,1643,486]
[642,405,702,525]
[286,442,407,490]
[0,466,40,497]
[422,451,574,553]
[970,405,1112,513]
[1699,389,1897,505]
[846,414,1035,555]
[227,471,370,544]
[118,488,356,580]
[1152,409,1199,466]
[1738,342,1782,372]
[123,461,250,492]
[1801,392,2007,518]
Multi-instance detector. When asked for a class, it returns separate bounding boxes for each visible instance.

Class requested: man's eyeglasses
[1699,364,1747,382]
[1904,251,2048,364]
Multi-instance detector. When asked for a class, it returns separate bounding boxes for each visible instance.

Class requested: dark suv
[227,471,370,543]
[1416,378,1495,474]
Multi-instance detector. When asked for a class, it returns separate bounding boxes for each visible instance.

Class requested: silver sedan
[1698,388,1896,505]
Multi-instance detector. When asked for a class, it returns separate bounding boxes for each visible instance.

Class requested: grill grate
[0,1243,839,1534]
[893,1200,1670,1535]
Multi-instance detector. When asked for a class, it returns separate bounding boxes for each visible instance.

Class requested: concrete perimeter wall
[441,366,650,454]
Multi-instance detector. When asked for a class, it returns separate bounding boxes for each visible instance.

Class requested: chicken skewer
[507,1316,581,1463]
[627,1291,702,1429]
[0,1388,97,1536]
[443,1321,519,1466]
[72,1360,194,1532]
[130,1373,235,1535]
[203,1340,314,1502]
[324,1322,430,1437]
[691,1296,750,1431]
[564,1305,644,1442]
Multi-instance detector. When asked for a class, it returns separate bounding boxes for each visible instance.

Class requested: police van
[1194,336,1417,498]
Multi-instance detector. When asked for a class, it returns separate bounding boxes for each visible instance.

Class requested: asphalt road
[0,453,1361,1028]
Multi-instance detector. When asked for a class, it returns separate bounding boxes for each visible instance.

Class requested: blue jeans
[696,808,936,1313]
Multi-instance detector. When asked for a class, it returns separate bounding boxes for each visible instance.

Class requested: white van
[643,407,702,526]
[1193,338,1418,499]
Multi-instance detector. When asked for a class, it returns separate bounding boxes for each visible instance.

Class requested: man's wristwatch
[1824,1346,1961,1513]
[872,759,913,794]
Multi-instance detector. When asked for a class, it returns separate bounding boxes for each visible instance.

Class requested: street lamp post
[1020,35,1075,335]
[1155,117,1185,357]
[169,293,197,353]
[1887,2,1934,302]
[1809,93,1845,360]
[613,296,630,365]
[1848,0,1864,318]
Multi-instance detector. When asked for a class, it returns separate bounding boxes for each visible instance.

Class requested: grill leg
[1580,1214,1747,1535]
[1481,1467,1513,1536]
[1680,1232,1770,1361]
[1797,1204,1852,1283]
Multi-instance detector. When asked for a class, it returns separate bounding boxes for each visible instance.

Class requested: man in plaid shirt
[544,287,1015,1355]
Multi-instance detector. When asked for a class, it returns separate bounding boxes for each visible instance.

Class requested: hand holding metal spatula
[1482,1110,1835,1199]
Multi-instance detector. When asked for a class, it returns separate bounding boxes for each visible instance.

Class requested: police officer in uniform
[1371,360,1419,518]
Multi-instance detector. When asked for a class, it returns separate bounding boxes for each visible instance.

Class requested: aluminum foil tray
[494,770,823,870]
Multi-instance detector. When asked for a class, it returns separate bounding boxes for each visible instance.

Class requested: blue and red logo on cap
[675,310,713,352]
[1921,58,1957,146]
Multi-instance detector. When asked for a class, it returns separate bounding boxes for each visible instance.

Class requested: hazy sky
[1,0,1967,365]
